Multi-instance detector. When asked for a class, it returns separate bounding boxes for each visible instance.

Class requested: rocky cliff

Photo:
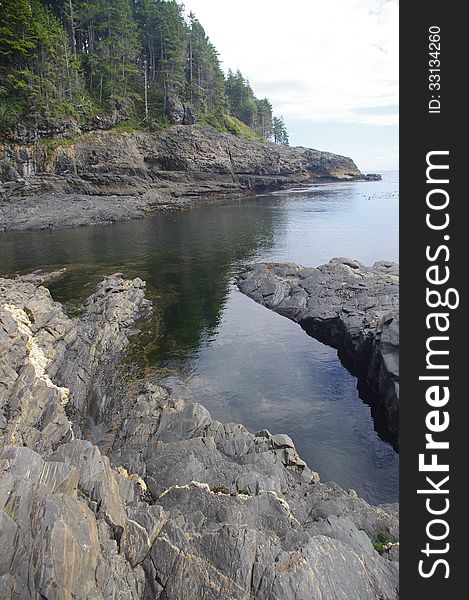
[0,271,398,599]
[237,259,399,443]
[0,125,369,231]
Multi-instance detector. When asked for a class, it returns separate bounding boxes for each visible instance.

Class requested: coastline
[0,125,380,232]
[0,270,399,598]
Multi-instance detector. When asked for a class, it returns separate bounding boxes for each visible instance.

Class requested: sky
[183,0,399,171]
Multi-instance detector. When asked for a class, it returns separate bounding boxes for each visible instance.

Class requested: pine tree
[225,69,259,128]
[255,98,273,139]
[273,116,289,145]
[0,0,87,130]
[134,0,187,121]
[186,13,227,115]
[0,0,288,142]
[74,0,140,110]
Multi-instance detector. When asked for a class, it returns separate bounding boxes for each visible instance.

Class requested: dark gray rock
[0,442,150,599]
[183,105,197,125]
[237,258,399,440]
[166,98,196,126]
[166,95,186,125]
[0,125,369,231]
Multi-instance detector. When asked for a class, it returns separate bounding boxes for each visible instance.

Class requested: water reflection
[0,173,399,503]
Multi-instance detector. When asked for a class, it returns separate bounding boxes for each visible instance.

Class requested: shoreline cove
[0,174,399,505]
[0,270,399,598]
[1,125,379,232]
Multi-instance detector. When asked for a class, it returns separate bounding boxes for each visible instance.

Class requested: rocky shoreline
[0,125,379,231]
[0,271,398,599]
[237,259,399,443]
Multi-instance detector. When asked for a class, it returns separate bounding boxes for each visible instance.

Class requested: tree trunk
[64,41,72,100]
[67,0,77,59]
[189,34,193,103]
[144,57,149,125]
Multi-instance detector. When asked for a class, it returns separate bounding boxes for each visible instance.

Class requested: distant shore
[1,125,379,232]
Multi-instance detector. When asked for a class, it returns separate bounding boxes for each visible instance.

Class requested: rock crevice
[0,271,398,599]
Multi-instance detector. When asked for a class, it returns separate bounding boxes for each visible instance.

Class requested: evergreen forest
[0,0,289,143]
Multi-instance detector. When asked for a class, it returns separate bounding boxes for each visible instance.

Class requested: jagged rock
[0,272,151,446]
[166,95,186,125]
[51,440,128,529]
[0,443,151,599]
[166,97,196,126]
[0,272,398,599]
[0,278,75,452]
[2,113,130,146]
[237,258,399,440]
[183,105,197,125]
[0,125,369,231]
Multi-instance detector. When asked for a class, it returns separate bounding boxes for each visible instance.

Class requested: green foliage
[79,0,141,107]
[41,136,75,150]
[0,0,38,56]
[221,114,263,141]
[372,531,392,552]
[0,0,91,127]
[0,96,26,131]
[361,529,391,553]
[39,135,79,160]
[186,13,227,115]
[360,529,393,553]
[225,70,257,128]
[255,98,273,139]
[0,0,289,144]
[272,116,289,145]
[111,118,144,133]
[136,0,187,119]
[196,113,262,142]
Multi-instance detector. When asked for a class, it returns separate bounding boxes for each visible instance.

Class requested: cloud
[184,0,398,127]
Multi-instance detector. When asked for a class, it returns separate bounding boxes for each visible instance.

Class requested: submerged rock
[0,272,398,599]
[237,258,399,441]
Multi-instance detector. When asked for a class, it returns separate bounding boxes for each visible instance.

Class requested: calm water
[0,172,399,504]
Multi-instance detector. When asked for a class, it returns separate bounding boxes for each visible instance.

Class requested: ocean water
[0,172,399,504]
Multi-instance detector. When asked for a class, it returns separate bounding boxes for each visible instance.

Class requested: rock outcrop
[166,95,196,125]
[0,125,366,231]
[0,272,399,599]
[0,271,151,448]
[237,259,399,441]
